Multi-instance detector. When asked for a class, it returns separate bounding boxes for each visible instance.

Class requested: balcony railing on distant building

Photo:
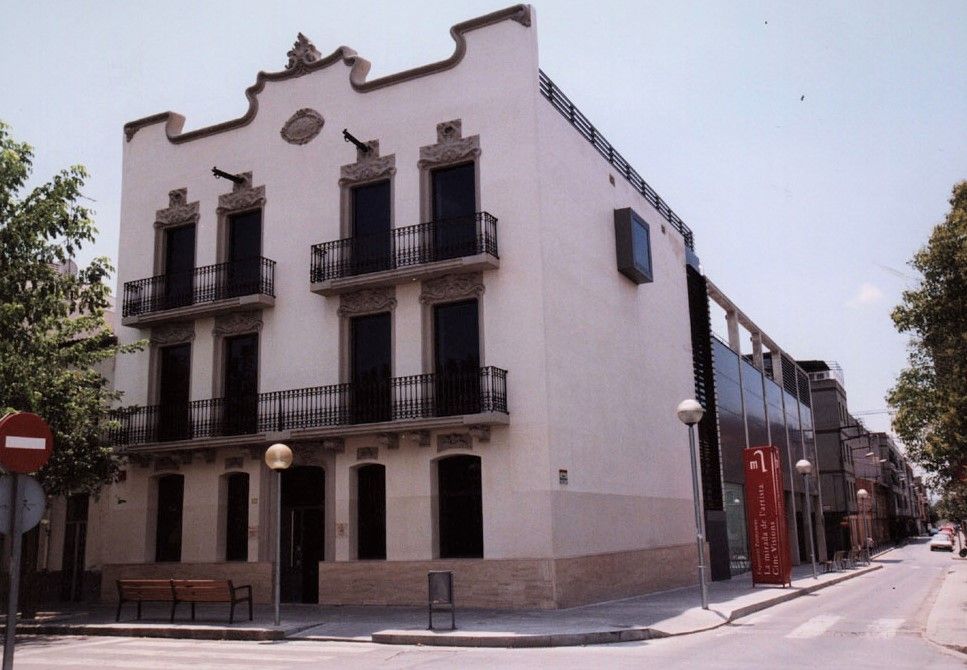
[122,256,276,318]
[310,212,497,282]
[538,70,695,251]
[108,367,508,447]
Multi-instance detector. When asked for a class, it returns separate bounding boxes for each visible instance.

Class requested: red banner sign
[743,445,791,586]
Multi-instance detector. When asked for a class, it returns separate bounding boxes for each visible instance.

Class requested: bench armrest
[232,584,252,598]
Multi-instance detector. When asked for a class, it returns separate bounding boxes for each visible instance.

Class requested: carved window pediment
[338,287,397,316]
[150,322,195,346]
[340,140,396,186]
[213,311,263,337]
[217,173,265,215]
[155,188,200,229]
[420,273,484,305]
[419,119,480,169]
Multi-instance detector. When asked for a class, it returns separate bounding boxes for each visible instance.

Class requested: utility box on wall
[614,207,654,284]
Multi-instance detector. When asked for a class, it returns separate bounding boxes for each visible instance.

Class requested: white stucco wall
[535,101,697,557]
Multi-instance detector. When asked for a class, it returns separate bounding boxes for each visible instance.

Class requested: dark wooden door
[350,180,391,275]
[350,313,392,423]
[433,300,480,416]
[356,465,386,560]
[163,224,195,309]
[222,333,258,435]
[157,343,191,441]
[432,163,476,260]
[155,475,184,562]
[226,210,262,297]
[280,467,325,603]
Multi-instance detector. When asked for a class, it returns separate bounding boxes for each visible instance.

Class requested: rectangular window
[223,333,258,435]
[350,313,392,423]
[433,299,480,416]
[163,224,195,308]
[157,343,191,441]
[613,207,654,284]
[350,180,391,274]
[225,210,262,298]
[431,163,477,260]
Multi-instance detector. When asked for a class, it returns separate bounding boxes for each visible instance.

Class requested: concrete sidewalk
[1,560,884,647]
[924,535,967,655]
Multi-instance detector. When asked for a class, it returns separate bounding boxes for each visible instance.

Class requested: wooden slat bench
[116,579,253,623]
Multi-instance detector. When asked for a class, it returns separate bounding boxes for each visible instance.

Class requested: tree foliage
[0,121,140,496]
[888,182,967,494]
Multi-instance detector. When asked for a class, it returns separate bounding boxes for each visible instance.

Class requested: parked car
[929,533,954,551]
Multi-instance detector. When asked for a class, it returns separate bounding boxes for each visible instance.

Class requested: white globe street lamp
[676,399,708,610]
[265,443,293,626]
[857,487,871,563]
[795,459,819,579]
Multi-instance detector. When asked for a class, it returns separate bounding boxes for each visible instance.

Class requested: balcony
[121,257,276,327]
[108,366,509,449]
[310,212,498,295]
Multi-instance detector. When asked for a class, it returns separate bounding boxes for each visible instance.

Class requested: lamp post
[676,399,708,610]
[265,443,293,627]
[857,488,871,564]
[795,459,819,579]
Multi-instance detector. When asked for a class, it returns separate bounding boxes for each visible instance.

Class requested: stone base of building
[100,544,697,609]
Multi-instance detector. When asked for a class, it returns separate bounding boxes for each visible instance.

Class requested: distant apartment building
[61,6,718,609]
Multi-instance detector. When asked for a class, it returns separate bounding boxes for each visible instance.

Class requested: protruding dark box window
[614,207,654,284]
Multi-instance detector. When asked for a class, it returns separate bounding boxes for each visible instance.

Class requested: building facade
[51,6,712,609]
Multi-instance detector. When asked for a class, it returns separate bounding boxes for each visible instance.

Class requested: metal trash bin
[427,570,455,630]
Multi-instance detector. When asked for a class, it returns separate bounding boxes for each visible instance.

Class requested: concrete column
[726,310,741,353]
[751,332,764,370]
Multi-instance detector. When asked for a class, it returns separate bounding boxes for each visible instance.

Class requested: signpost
[0,412,54,670]
[743,445,792,587]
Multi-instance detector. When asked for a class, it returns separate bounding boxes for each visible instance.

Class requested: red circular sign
[0,412,54,474]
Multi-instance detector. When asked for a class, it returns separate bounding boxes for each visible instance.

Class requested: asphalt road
[10,540,963,669]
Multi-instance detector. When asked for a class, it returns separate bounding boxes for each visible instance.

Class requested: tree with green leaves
[0,120,140,497]
[888,182,967,507]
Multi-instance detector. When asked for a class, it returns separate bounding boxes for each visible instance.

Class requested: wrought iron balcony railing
[122,256,276,318]
[108,367,508,447]
[310,212,498,282]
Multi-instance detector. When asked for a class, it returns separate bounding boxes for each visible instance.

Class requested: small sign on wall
[558,469,568,485]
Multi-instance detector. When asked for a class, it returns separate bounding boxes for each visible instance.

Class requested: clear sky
[2,1,965,437]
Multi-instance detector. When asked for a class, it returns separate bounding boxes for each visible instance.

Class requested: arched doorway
[437,455,483,558]
[280,466,325,603]
[356,464,386,560]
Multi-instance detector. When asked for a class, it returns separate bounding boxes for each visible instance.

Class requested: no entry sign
[0,412,54,474]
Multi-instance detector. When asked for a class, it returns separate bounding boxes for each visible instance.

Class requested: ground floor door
[60,494,88,601]
[280,466,325,603]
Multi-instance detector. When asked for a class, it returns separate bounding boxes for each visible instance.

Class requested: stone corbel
[203,450,217,464]
[246,446,263,461]
[178,451,194,465]
[469,425,491,442]
[154,456,179,472]
[377,433,399,450]
[322,437,345,453]
[405,430,431,448]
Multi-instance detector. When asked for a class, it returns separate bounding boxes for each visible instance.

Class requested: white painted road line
[786,615,842,639]
[866,618,904,639]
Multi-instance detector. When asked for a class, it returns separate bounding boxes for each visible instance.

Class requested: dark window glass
[432,163,477,260]
[223,333,258,435]
[158,343,191,441]
[155,474,184,562]
[225,473,249,561]
[280,466,324,603]
[225,210,262,298]
[350,313,391,423]
[438,455,483,558]
[434,300,480,416]
[164,225,195,308]
[351,181,392,275]
[356,464,386,560]
[631,217,652,280]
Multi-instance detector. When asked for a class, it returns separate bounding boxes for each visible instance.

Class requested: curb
[0,622,309,642]
[369,565,882,648]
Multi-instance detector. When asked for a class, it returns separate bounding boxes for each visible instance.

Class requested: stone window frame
[152,188,200,277]
[418,119,482,223]
[337,287,398,384]
[210,311,263,398]
[339,140,397,239]
[216,172,266,264]
[146,322,195,405]
[418,273,486,374]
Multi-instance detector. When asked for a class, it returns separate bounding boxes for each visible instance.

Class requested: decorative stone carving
[225,456,244,470]
[154,456,179,471]
[293,443,322,466]
[213,311,262,337]
[410,430,431,448]
[150,322,195,346]
[339,140,396,186]
[356,447,378,461]
[420,273,484,304]
[469,425,491,442]
[246,446,262,461]
[377,433,399,450]
[322,437,345,453]
[155,188,200,229]
[437,433,471,452]
[338,287,397,316]
[419,119,480,169]
[178,451,194,465]
[217,173,265,215]
[280,108,325,145]
[130,453,152,468]
[286,33,322,73]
